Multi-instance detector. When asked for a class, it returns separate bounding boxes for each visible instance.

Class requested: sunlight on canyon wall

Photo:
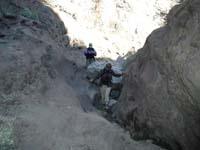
[44,0,180,59]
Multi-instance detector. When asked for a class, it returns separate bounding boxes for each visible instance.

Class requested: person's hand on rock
[122,72,128,77]
[89,79,95,83]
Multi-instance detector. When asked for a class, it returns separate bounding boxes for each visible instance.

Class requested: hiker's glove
[89,79,95,83]
[122,72,128,77]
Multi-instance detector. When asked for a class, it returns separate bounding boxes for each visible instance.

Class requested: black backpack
[100,68,112,84]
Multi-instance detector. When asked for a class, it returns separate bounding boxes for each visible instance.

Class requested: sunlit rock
[45,0,180,59]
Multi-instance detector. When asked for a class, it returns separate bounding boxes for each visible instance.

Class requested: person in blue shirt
[83,43,97,67]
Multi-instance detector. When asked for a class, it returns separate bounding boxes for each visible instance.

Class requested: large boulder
[115,0,200,150]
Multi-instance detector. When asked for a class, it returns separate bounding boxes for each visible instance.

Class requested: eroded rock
[115,0,200,150]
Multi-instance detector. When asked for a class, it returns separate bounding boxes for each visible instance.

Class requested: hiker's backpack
[100,68,113,85]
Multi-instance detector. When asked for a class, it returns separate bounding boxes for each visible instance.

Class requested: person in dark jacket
[92,63,125,108]
[83,43,97,67]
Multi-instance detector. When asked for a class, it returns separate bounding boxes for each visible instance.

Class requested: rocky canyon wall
[46,0,180,59]
[115,0,200,150]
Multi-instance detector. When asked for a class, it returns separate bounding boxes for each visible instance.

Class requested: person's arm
[83,48,88,56]
[112,70,122,77]
[93,49,97,56]
[95,69,104,80]
[91,69,104,82]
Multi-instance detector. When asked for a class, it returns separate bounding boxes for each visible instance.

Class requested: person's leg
[105,87,111,106]
[89,58,96,65]
[100,85,106,104]
[86,59,90,68]
[86,59,93,68]
[91,58,95,63]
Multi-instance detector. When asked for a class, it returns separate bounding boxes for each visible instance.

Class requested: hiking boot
[105,104,109,110]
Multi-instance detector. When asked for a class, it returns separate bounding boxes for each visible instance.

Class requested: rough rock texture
[44,0,180,59]
[115,0,200,150]
[0,1,166,150]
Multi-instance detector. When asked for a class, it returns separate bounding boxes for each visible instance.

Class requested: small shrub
[20,8,39,21]
[0,116,15,147]
[0,5,18,17]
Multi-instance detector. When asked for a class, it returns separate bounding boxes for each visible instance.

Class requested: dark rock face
[115,0,200,150]
[0,0,68,96]
[0,0,70,148]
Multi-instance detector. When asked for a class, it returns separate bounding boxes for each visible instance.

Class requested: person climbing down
[84,43,97,68]
[91,63,125,109]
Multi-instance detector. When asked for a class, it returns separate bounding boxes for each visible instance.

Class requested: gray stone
[115,1,200,150]
[108,99,117,107]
